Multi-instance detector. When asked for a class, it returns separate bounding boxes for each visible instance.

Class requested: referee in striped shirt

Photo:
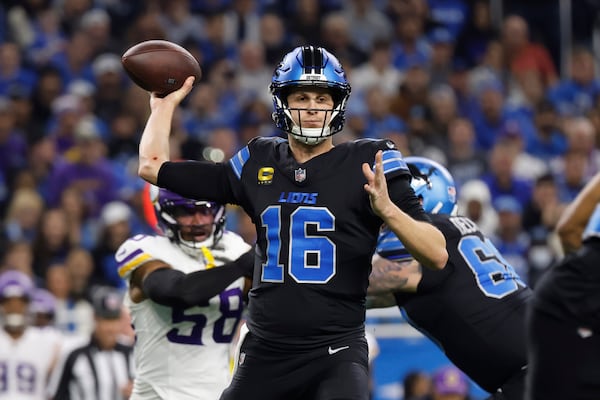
[49,286,134,400]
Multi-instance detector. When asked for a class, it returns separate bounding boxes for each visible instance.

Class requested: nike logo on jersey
[328,345,349,355]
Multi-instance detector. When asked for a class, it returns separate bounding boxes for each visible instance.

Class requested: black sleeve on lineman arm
[143,248,255,308]
[157,161,235,204]
[387,174,432,223]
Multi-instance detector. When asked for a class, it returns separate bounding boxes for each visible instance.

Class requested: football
[121,40,201,96]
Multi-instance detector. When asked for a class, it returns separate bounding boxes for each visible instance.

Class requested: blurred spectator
[158,0,205,45]
[445,118,488,188]
[92,201,135,289]
[498,121,548,182]
[46,116,119,217]
[45,263,94,338]
[522,173,563,287]
[30,287,57,328]
[490,195,531,284]
[183,82,233,142]
[236,40,272,107]
[428,27,455,87]
[65,247,95,300]
[0,41,37,96]
[29,66,64,143]
[527,100,567,161]
[341,0,393,55]
[32,208,73,279]
[0,97,28,212]
[259,12,293,66]
[501,14,557,89]
[390,11,431,71]
[352,39,403,97]
[363,86,407,140]
[223,0,261,45]
[124,11,167,49]
[79,7,122,58]
[287,0,326,46]
[547,46,600,117]
[481,139,533,209]
[92,52,127,123]
[403,369,432,400]
[4,188,45,243]
[197,11,238,70]
[457,179,498,236]
[390,62,430,121]
[25,7,67,69]
[427,84,458,148]
[467,39,504,102]
[558,116,600,179]
[431,365,470,400]
[1,241,35,280]
[454,0,497,68]
[319,12,367,67]
[48,30,95,86]
[553,151,588,203]
[47,93,85,155]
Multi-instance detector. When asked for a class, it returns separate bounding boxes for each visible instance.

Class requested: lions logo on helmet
[270,46,351,145]
[377,157,457,261]
[405,156,457,216]
[152,186,226,259]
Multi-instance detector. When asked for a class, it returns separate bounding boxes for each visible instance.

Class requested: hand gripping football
[121,40,201,96]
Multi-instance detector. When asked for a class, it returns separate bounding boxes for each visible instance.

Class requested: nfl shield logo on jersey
[294,168,306,183]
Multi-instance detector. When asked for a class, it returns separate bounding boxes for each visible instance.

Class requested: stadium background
[1,0,600,398]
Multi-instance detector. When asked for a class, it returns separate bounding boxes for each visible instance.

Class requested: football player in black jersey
[526,172,600,400]
[137,46,447,400]
[368,157,531,400]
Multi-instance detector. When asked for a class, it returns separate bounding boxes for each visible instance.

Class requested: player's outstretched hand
[362,150,394,218]
[149,76,195,110]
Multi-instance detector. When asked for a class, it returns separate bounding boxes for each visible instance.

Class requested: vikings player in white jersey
[0,270,62,400]
[116,187,254,400]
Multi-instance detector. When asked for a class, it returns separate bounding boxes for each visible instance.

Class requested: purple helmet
[30,288,56,316]
[153,187,226,256]
[0,270,34,301]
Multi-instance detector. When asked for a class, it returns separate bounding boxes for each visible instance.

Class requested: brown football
[121,40,201,96]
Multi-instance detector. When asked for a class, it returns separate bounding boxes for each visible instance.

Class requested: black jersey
[158,137,426,349]
[393,214,531,393]
[532,239,600,332]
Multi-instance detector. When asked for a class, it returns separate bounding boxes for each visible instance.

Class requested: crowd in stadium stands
[0,0,599,398]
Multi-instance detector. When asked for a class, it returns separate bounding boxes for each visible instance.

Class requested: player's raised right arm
[138,76,195,184]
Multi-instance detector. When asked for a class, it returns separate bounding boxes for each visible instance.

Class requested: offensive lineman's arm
[368,254,421,295]
[129,248,255,307]
[557,172,600,253]
[363,151,448,270]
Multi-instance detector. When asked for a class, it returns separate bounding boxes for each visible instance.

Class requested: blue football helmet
[405,156,457,215]
[583,204,600,241]
[270,46,351,145]
[376,157,456,262]
[152,186,226,257]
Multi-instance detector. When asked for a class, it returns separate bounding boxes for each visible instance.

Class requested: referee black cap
[91,286,123,319]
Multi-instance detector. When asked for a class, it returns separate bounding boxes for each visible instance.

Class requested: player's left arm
[363,151,448,270]
[368,254,421,295]
[556,172,600,252]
